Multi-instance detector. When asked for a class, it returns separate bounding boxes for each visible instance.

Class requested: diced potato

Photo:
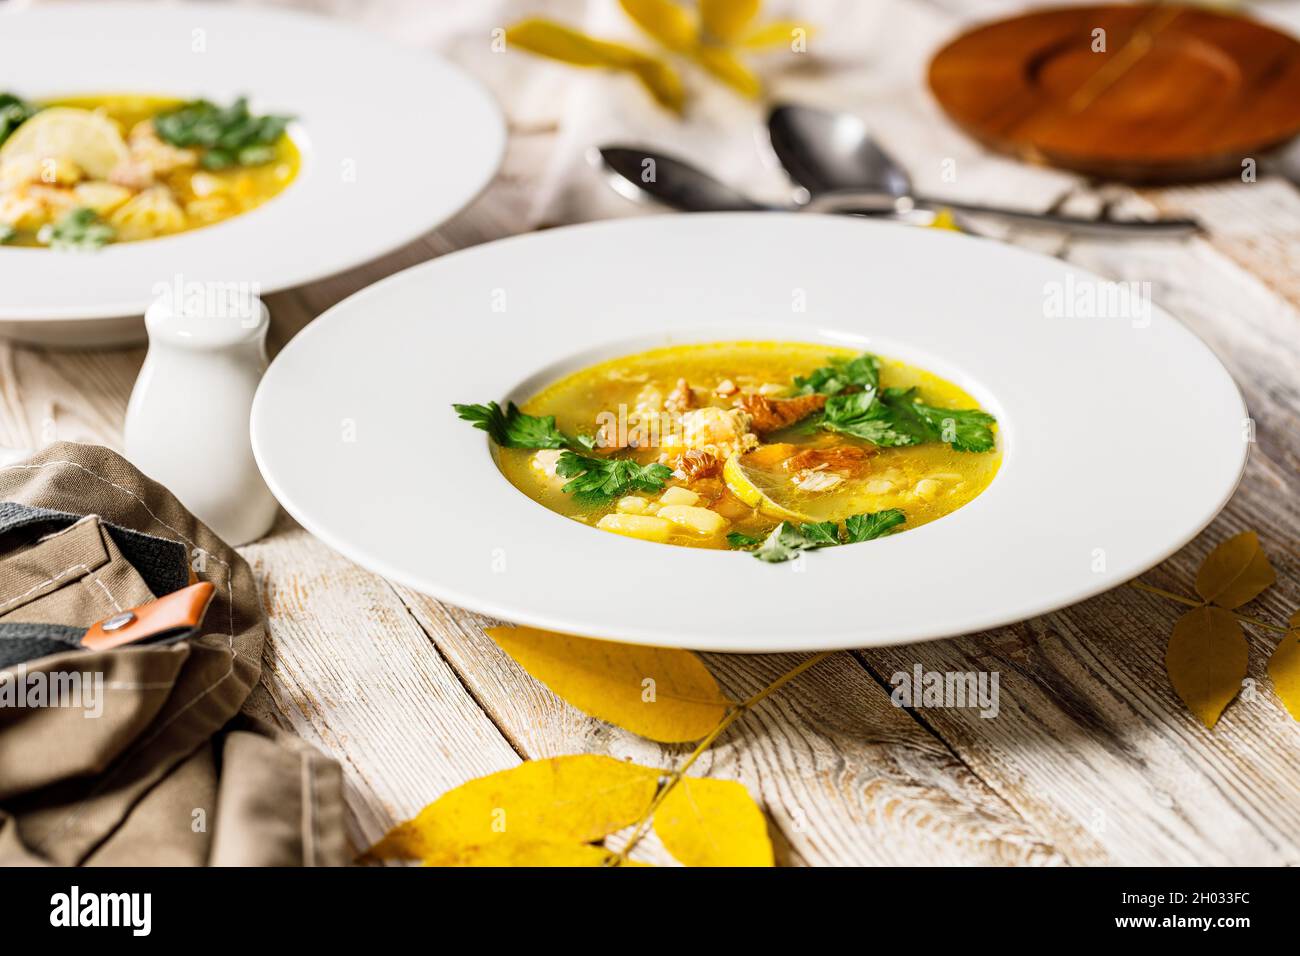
[596,513,672,542]
[658,485,700,507]
[655,504,728,535]
[865,479,895,495]
[616,496,649,514]
[73,181,132,216]
[913,478,942,500]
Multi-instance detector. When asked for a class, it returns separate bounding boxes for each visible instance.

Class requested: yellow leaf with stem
[701,0,761,44]
[506,19,685,113]
[488,625,732,742]
[1266,610,1300,721]
[740,20,813,50]
[620,0,698,53]
[654,776,773,866]
[693,45,763,98]
[1194,530,1276,609]
[1166,606,1248,728]
[363,755,659,866]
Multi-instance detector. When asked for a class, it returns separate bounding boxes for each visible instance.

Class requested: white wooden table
[2,0,1297,865]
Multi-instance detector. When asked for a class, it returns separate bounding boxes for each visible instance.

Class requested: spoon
[595,145,945,226]
[767,103,1201,238]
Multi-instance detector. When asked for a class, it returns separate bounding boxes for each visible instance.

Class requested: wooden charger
[927,3,1300,182]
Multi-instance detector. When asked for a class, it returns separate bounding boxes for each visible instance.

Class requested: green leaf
[555,452,673,505]
[0,93,34,147]
[798,521,841,546]
[750,521,831,563]
[910,402,997,453]
[38,208,114,251]
[726,531,764,550]
[453,401,570,450]
[154,97,290,167]
[741,509,906,562]
[793,352,879,396]
[844,509,905,543]
[0,223,14,245]
[820,386,995,453]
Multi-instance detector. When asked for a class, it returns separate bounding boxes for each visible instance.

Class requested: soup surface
[0,93,298,248]
[484,342,1001,557]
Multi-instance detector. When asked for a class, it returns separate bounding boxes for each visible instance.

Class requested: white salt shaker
[125,294,279,546]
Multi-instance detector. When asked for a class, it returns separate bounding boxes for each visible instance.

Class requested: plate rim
[251,213,1250,653]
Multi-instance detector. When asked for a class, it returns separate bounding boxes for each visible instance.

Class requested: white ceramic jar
[125,294,278,547]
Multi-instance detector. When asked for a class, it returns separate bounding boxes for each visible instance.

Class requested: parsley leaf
[793,352,880,396]
[454,401,571,449]
[909,402,997,453]
[820,387,995,452]
[38,208,114,251]
[0,93,34,147]
[0,223,14,245]
[153,98,290,169]
[555,452,672,505]
[844,509,906,543]
[733,509,907,562]
[798,521,842,546]
[748,521,831,562]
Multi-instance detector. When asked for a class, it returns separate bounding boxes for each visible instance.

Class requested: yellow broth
[497,342,1001,550]
[2,94,299,246]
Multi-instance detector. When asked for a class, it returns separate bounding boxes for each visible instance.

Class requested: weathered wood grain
[394,588,1064,865]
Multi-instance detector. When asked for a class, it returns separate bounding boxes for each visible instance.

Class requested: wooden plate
[928,3,1300,182]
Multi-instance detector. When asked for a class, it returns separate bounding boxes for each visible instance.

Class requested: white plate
[0,1,504,345]
[251,215,1248,653]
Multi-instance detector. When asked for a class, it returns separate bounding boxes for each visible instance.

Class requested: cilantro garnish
[454,401,572,450]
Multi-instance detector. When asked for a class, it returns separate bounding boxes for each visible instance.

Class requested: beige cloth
[0,442,346,866]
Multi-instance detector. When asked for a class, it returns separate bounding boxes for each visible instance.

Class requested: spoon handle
[804,190,1201,238]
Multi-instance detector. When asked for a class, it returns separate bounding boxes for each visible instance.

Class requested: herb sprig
[792,352,879,396]
[454,401,595,451]
[798,352,997,454]
[153,97,290,170]
[0,93,33,147]
[555,452,672,505]
[38,208,114,251]
[728,508,905,562]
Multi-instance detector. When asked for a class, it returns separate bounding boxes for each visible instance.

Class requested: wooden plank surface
[1,0,1297,865]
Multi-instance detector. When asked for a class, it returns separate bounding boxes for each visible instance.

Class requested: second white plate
[0,2,504,344]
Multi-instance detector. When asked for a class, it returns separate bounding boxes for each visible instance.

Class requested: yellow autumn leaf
[1166,606,1248,728]
[654,776,773,866]
[506,19,685,113]
[740,20,811,50]
[1266,610,1300,721]
[620,0,698,53]
[488,625,731,742]
[693,45,762,98]
[700,0,761,44]
[364,755,659,865]
[1194,530,1276,609]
